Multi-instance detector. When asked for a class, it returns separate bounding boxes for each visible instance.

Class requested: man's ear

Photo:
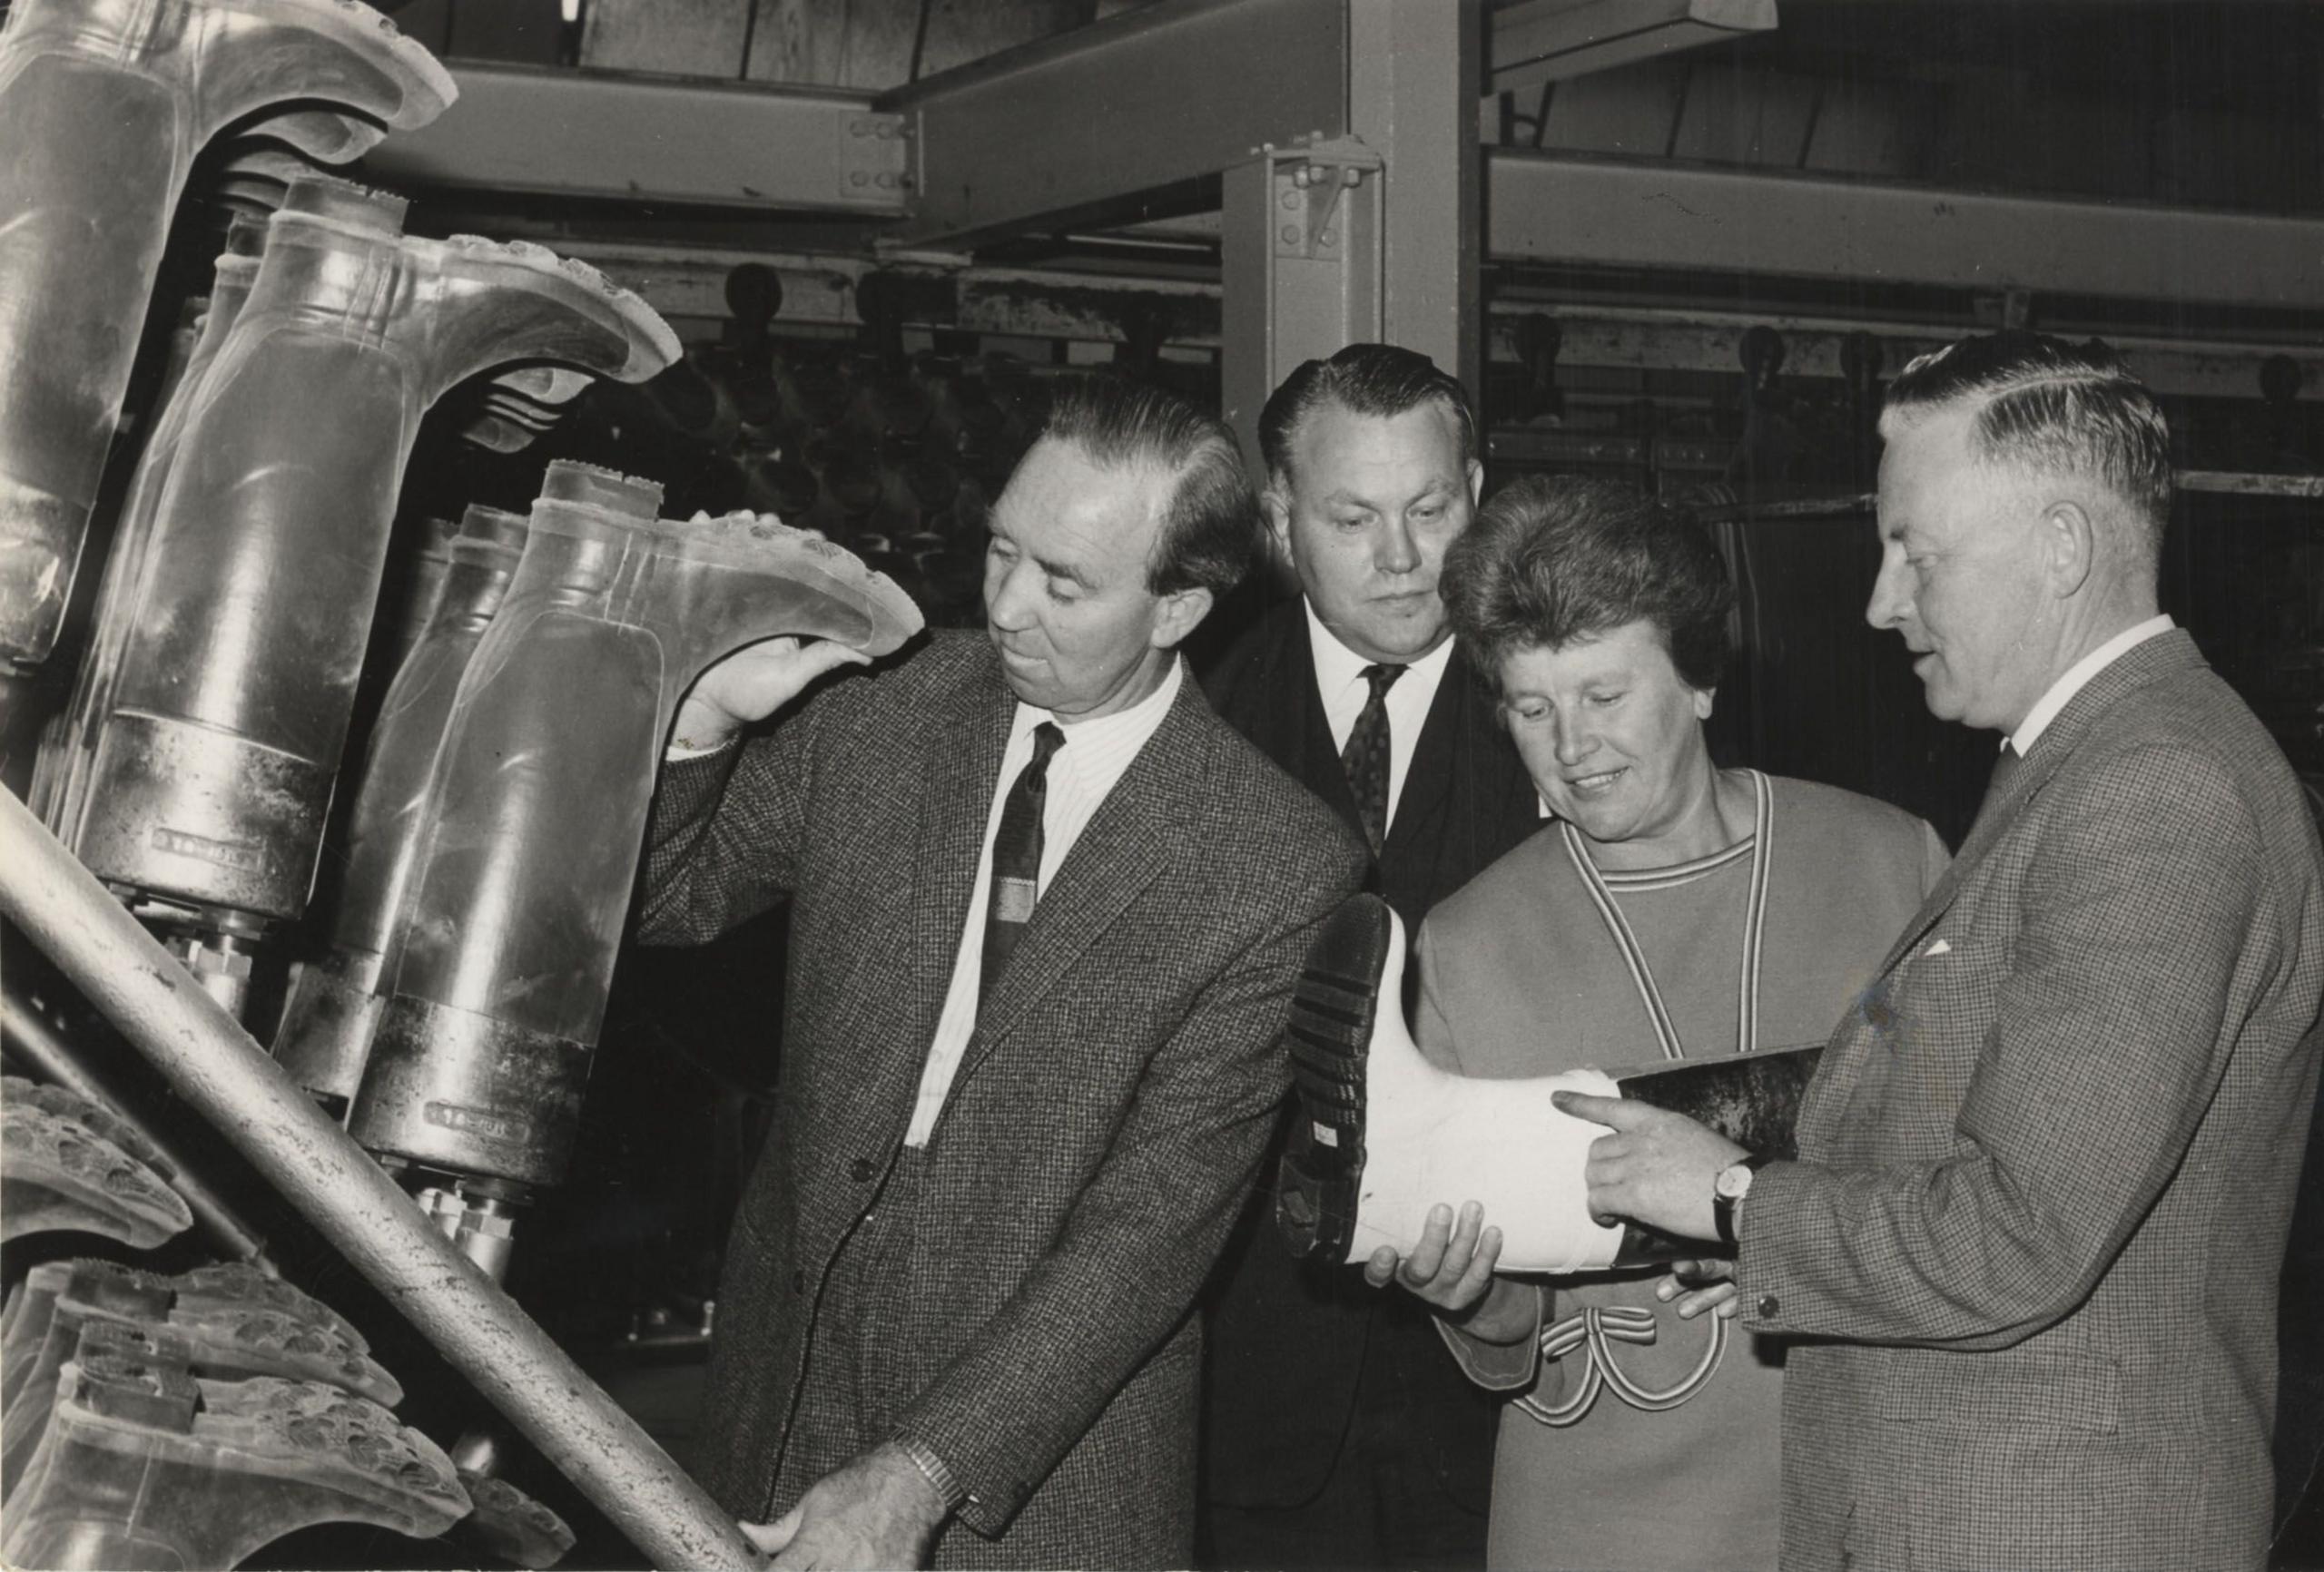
[1466,458,1484,507]
[1150,585,1216,651]
[1262,485,1293,557]
[2041,499,2097,597]
[1693,684,1717,722]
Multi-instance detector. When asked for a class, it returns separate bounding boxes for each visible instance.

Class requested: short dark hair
[1882,331,2172,569]
[1038,374,1257,596]
[1257,343,1476,490]
[1442,474,1734,692]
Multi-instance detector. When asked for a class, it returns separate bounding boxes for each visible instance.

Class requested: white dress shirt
[903,655,1186,1146]
[1305,601,1454,839]
[2006,614,2174,756]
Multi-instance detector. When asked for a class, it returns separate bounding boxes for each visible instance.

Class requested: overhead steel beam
[1488,152,2324,312]
[361,62,911,213]
[881,0,1348,249]
[1482,304,2324,401]
[1492,0,1777,96]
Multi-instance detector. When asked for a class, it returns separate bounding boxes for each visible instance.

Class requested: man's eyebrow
[1323,477,1456,507]
[1036,554,1096,589]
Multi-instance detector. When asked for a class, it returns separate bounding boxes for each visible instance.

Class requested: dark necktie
[981,721,1065,1002]
[1341,663,1406,853]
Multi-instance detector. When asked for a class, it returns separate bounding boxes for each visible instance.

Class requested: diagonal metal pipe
[0,987,271,1266]
[0,783,761,1572]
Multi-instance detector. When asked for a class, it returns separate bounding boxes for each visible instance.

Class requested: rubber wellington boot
[0,0,454,672]
[35,211,271,842]
[2,1359,468,1569]
[345,462,923,1195]
[2,1263,399,1498]
[0,1261,374,1494]
[274,505,530,1113]
[1277,895,1824,1272]
[0,1079,192,1252]
[450,1472,576,1570]
[2,1262,365,1395]
[62,177,682,936]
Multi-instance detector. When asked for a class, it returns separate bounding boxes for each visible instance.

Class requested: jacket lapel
[910,658,1014,1042]
[1289,627,1364,837]
[1382,647,1462,862]
[1870,628,2205,977]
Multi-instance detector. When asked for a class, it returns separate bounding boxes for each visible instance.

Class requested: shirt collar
[1010,651,1184,749]
[2006,614,2173,755]
[1302,597,1455,696]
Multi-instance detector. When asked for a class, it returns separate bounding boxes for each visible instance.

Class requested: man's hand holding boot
[673,634,872,752]
[740,1443,950,1570]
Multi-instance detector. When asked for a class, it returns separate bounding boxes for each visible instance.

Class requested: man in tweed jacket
[1561,333,2324,1570]
[638,376,1365,1569]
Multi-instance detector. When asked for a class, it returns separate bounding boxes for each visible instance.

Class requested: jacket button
[849,1156,875,1183]
[1757,1294,1780,1319]
[791,1270,805,1294]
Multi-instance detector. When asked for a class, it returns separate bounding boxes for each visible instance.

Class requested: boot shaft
[272,506,527,1109]
[349,462,921,1189]
[72,179,681,929]
[0,0,451,669]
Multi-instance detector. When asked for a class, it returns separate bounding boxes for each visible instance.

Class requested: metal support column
[1222,0,1482,465]
[1351,0,1484,403]
[1221,142,1384,465]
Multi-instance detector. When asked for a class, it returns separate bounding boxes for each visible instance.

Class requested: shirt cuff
[663,733,739,762]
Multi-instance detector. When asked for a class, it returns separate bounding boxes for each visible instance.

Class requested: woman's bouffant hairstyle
[1441,474,1735,692]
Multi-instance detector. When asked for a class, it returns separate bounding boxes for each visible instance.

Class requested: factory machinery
[0,1,921,1566]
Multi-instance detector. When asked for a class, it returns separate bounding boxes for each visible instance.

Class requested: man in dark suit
[1199,346,1541,1569]
[1559,333,2324,1570]
[641,376,1367,1569]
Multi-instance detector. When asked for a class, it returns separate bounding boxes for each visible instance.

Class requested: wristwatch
[1712,1153,1774,1249]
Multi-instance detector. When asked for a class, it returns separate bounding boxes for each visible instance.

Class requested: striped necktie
[1341,663,1405,853]
[981,721,1065,1002]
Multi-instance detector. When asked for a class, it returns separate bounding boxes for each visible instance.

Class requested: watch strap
[1712,1152,1774,1249]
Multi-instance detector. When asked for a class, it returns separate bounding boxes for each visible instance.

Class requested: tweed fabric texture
[640,631,1366,1568]
[1198,599,1542,1538]
[1735,631,2324,1572]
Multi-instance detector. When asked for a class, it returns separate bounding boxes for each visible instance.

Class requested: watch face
[1715,1163,1754,1201]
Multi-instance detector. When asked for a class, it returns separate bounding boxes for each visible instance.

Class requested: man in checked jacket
[1557,333,2324,1570]
[638,374,1365,1569]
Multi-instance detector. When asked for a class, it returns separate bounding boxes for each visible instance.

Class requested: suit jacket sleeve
[635,686,840,946]
[1737,742,2271,1349]
[896,841,1367,1533]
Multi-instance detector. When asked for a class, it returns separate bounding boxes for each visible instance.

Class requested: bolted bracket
[839,113,913,205]
[1222,134,1387,466]
[1269,137,1384,262]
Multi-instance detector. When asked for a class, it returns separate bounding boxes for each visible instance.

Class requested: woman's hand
[1654,1257,1739,1321]
[1363,1201,1536,1345]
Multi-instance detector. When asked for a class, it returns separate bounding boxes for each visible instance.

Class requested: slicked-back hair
[1257,343,1477,490]
[1882,331,2173,568]
[1038,374,1258,596]
[1442,474,1734,693]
